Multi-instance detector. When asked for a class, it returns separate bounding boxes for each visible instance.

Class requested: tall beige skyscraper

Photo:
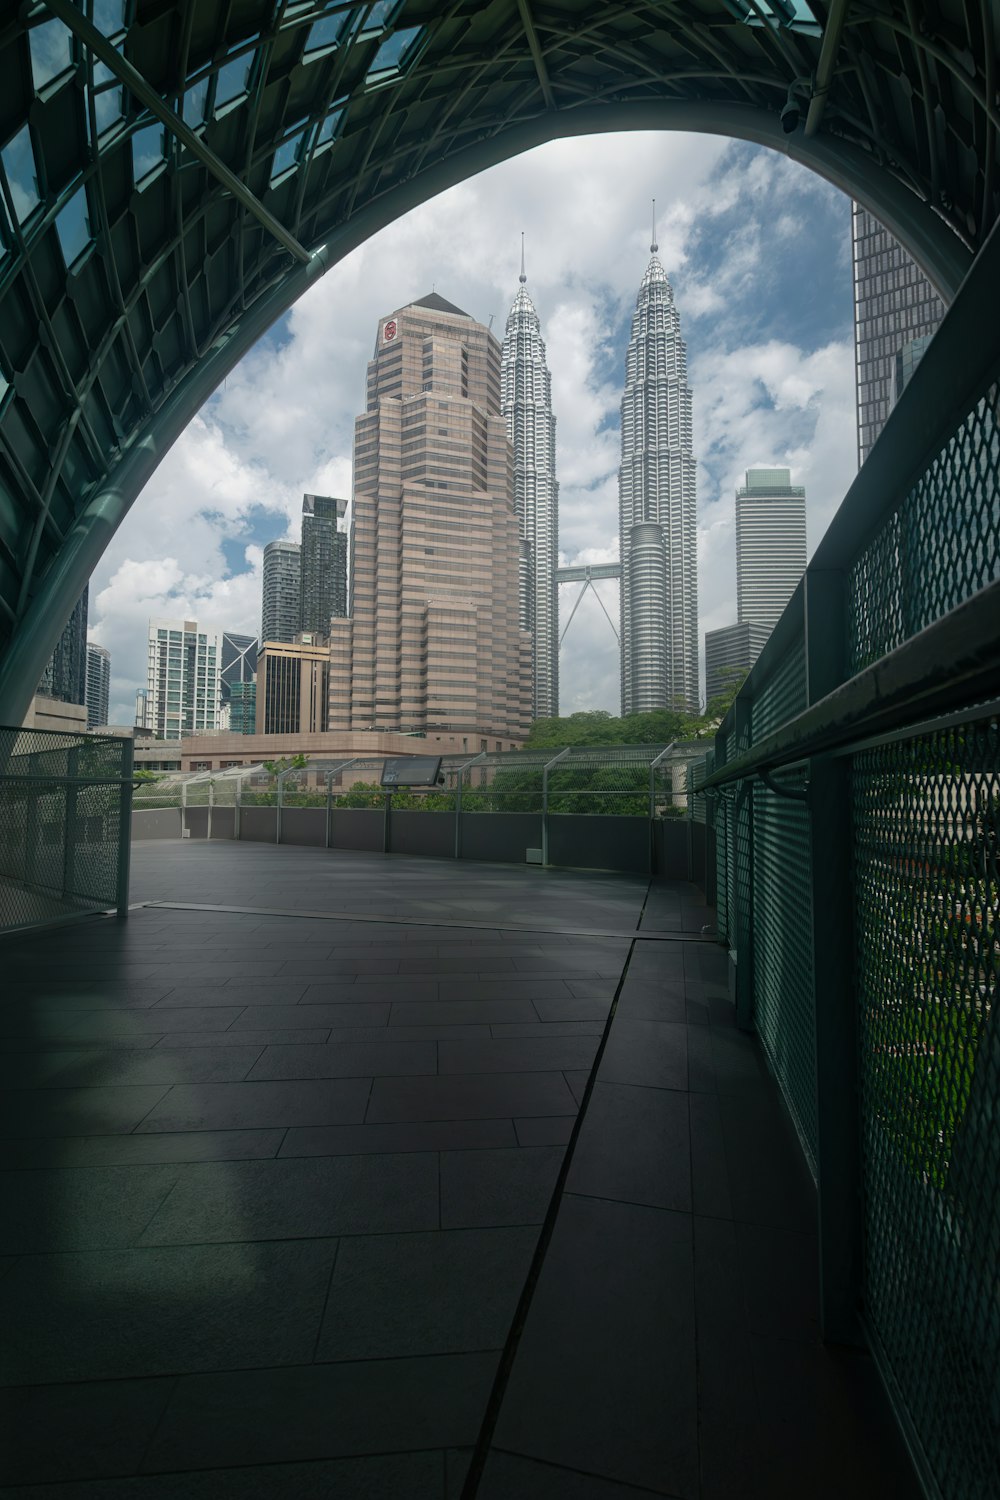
[328,294,531,746]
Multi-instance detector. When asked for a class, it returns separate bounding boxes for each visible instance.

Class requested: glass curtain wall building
[84,642,110,729]
[261,540,302,644]
[736,468,807,631]
[619,238,699,714]
[500,250,559,719]
[300,493,348,634]
[852,204,944,463]
[37,587,88,705]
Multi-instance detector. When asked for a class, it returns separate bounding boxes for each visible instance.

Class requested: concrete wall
[279,807,326,847]
[132,808,182,839]
[330,809,384,852]
[240,807,277,843]
[458,812,541,865]
[390,810,454,858]
[547,814,651,874]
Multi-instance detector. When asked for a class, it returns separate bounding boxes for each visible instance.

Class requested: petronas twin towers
[501,231,698,720]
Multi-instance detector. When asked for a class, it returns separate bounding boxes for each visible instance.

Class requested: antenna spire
[650,199,658,255]
[519,231,527,284]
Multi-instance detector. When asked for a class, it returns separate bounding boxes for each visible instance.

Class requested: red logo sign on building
[383,319,398,342]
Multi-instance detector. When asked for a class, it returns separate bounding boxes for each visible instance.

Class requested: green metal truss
[0,0,997,721]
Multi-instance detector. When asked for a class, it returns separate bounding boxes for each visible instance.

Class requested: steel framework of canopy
[0,0,997,722]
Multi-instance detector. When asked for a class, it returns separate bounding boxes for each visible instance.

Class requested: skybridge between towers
[0,2,998,1496]
[555,561,623,649]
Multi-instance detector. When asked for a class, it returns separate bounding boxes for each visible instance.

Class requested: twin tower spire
[501,210,699,719]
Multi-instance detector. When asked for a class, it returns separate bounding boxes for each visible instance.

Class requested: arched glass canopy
[0,0,997,719]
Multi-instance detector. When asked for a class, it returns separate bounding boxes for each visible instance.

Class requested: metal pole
[234,774,242,842]
[541,747,571,867]
[181,776,188,839]
[383,789,391,854]
[805,567,863,1345]
[648,744,674,876]
[322,759,359,851]
[207,776,214,842]
[115,734,134,918]
[452,751,487,860]
[730,693,755,1032]
[62,744,80,900]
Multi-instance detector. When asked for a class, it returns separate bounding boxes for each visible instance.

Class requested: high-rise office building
[38,587,88,705]
[736,467,807,632]
[146,619,222,740]
[84,642,110,729]
[852,203,944,464]
[300,494,348,635]
[500,245,559,719]
[229,680,256,735]
[220,632,258,708]
[619,234,699,714]
[261,540,301,645]
[257,634,329,735]
[704,622,771,707]
[329,293,531,745]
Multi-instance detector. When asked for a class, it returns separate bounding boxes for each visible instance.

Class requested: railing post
[648,745,673,876]
[234,776,241,841]
[181,777,188,838]
[453,751,486,860]
[325,772,333,849]
[731,692,755,1031]
[276,770,283,844]
[805,567,863,1345]
[207,776,214,842]
[115,735,134,918]
[62,744,80,900]
[541,747,570,867]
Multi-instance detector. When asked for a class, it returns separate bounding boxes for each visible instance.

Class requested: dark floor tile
[247,1041,437,1081]
[0,1084,171,1138]
[438,979,572,1004]
[0,1375,176,1486]
[281,1119,517,1156]
[598,1018,688,1091]
[567,1081,690,1212]
[2,1452,449,1498]
[531,994,612,1023]
[709,1027,773,1095]
[717,1093,816,1233]
[514,1116,576,1147]
[316,1225,537,1360]
[440,1145,563,1228]
[445,1448,473,1499]
[493,1194,698,1497]
[233,1002,391,1029]
[138,1152,439,1243]
[0,1128,283,1170]
[367,1072,577,1123]
[0,1046,263,1089]
[0,1163,179,1252]
[134,1078,373,1132]
[57,1008,247,1038]
[736,1221,820,1341]
[388,1000,538,1026]
[693,1214,765,1500]
[438,1035,599,1075]
[478,1450,664,1497]
[325,1024,491,1043]
[490,1022,604,1038]
[143,1352,498,1471]
[565,979,619,999]
[615,980,687,1023]
[689,1092,733,1220]
[563,1070,589,1106]
[155,983,309,1006]
[154,1028,332,1047]
[1,1238,338,1384]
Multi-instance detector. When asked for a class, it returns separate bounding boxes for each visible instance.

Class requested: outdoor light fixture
[780,77,812,133]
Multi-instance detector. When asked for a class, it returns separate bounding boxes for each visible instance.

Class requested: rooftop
[0,840,918,1494]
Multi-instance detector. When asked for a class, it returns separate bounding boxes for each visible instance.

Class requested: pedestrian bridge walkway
[0,842,917,1497]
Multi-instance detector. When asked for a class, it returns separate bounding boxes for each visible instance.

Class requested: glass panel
[215,51,253,108]
[92,0,127,37]
[367,26,421,77]
[132,124,164,183]
[55,186,91,267]
[91,53,125,135]
[182,76,209,127]
[270,129,306,182]
[305,11,354,54]
[29,19,74,90]
[316,104,345,145]
[362,1,401,33]
[1,125,40,224]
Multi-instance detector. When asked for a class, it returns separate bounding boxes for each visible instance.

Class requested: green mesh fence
[0,725,132,932]
[847,383,1000,672]
[752,770,817,1172]
[853,713,998,1498]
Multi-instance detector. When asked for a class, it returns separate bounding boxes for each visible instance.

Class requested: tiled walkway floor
[0,843,918,1497]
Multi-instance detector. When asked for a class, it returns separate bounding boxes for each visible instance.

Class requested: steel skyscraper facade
[618,238,698,714]
[500,249,559,719]
[84,642,110,729]
[261,540,301,644]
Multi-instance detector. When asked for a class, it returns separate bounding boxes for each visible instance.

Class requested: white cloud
[90,131,857,723]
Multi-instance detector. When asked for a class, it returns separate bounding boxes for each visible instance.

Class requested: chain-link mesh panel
[0,725,130,932]
[848,383,1000,672]
[854,715,999,1499]
[752,639,807,741]
[752,771,818,1172]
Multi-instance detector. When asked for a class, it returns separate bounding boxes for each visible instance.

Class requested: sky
[88,129,858,725]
